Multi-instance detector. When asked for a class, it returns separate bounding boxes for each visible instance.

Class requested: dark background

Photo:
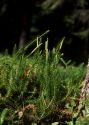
[0,0,89,64]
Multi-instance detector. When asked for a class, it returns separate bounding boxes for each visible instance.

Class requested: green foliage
[76,116,89,125]
[0,34,86,124]
[0,108,8,125]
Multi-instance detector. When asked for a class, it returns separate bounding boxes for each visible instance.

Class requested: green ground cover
[0,33,87,125]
